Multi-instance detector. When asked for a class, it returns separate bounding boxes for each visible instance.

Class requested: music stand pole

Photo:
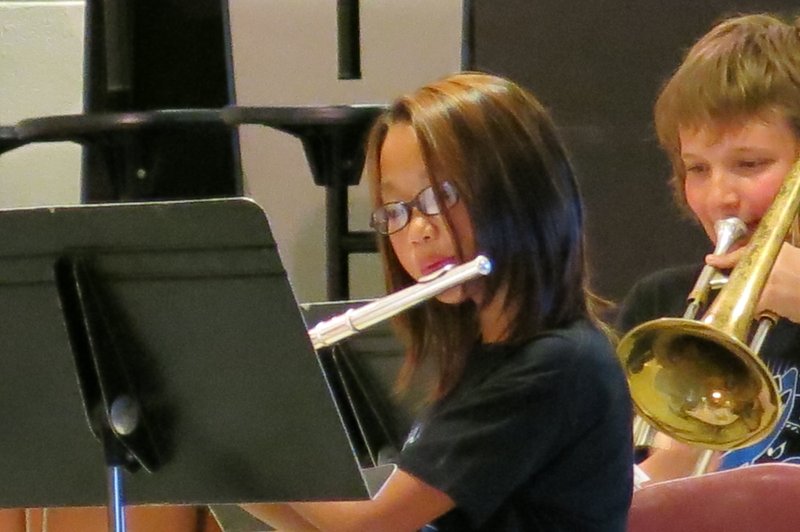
[108,466,125,532]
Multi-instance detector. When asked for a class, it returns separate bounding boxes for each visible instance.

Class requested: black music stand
[0,198,369,531]
[300,301,433,469]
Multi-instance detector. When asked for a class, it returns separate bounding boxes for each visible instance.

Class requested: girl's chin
[434,286,470,305]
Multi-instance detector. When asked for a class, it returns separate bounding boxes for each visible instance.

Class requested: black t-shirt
[617,264,800,467]
[397,319,633,531]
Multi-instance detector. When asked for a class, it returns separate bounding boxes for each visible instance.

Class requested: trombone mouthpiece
[713,217,747,253]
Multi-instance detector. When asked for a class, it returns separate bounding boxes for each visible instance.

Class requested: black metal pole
[326,184,350,300]
[461,0,474,69]
[337,0,361,80]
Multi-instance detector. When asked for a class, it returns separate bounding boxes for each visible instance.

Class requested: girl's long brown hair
[365,72,605,400]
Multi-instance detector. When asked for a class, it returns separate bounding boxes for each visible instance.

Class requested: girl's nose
[406,209,435,244]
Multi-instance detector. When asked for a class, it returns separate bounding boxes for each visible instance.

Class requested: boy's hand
[706,243,800,323]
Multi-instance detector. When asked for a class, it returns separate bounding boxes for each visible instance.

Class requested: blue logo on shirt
[721,367,800,468]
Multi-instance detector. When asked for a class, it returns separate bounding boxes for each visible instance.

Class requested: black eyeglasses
[370,181,459,235]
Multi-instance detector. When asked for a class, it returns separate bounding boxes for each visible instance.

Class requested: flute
[308,255,492,349]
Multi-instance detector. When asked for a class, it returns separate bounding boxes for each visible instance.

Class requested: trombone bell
[618,317,779,449]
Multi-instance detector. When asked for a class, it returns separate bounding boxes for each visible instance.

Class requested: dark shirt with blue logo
[397,320,633,531]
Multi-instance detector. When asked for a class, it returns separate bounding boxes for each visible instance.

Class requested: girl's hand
[706,242,800,324]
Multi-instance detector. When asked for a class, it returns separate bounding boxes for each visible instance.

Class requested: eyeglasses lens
[370,182,458,235]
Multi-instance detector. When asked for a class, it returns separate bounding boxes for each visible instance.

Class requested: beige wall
[0,0,462,302]
[0,0,84,208]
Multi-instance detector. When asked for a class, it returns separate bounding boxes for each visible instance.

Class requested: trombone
[618,157,800,456]
[630,217,747,455]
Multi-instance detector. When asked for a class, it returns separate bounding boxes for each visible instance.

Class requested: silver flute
[308,255,493,349]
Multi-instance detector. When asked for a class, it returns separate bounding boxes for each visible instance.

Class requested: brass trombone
[618,158,800,452]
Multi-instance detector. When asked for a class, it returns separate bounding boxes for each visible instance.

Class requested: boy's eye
[684,163,706,174]
[737,159,768,170]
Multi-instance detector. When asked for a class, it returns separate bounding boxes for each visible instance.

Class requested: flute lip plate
[418,263,455,283]
[417,255,492,284]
